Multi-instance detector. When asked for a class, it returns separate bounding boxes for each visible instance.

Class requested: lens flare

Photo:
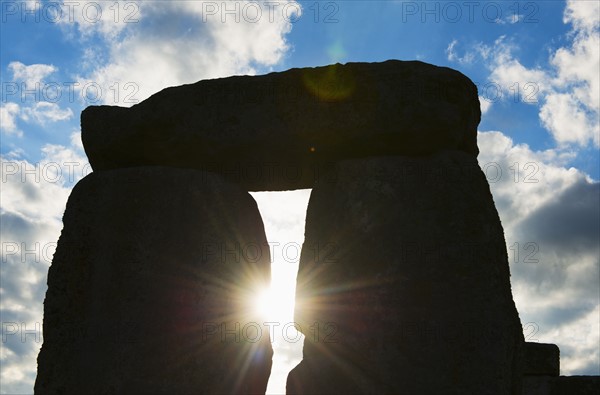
[254,285,296,323]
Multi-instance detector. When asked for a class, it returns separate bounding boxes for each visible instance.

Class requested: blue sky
[1,1,599,394]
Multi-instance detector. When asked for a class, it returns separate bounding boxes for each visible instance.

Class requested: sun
[254,285,294,323]
[255,288,273,318]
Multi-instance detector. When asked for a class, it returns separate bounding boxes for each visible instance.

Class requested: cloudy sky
[1,1,598,394]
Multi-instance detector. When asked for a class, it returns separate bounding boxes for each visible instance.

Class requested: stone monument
[37,60,596,394]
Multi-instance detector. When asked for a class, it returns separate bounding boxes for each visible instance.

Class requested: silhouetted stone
[523,376,600,395]
[82,60,481,191]
[288,151,524,394]
[524,343,560,376]
[35,167,272,395]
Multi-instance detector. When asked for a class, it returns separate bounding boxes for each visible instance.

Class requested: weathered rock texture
[287,151,524,394]
[82,60,481,191]
[35,167,273,394]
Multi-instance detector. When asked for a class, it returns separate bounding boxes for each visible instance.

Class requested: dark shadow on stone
[288,152,524,394]
[35,167,273,394]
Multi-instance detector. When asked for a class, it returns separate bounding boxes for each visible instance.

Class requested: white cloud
[563,0,600,32]
[445,39,458,61]
[478,95,492,114]
[448,2,599,148]
[8,62,57,90]
[446,38,506,65]
[4,62,74,131]
[447,38,548,105]
[54,0,136,40]
[2,148,26,160]
[478,130,599,375]
[0,103,22,137]
[544,0,600,147]
[552,33,600,108]
[478,131,583,227]
[20,102,73,125]
[69,130,85,152]
[445,39,475,65]
[540,93,599,147]
[492,11,597,147]
[0,140,90,394]
[70,1,300,105]
[507,14,523,24]
[1,145,89,222]
[482,37,550,104]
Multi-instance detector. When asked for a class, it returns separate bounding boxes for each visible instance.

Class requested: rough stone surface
[523,342,560,376]
[82,60,481,191]
[35,167,273,395]
[287,151,524,394]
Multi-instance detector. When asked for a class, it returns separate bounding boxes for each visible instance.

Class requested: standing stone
[35,167,273,395]
[523,343,560,377]
[287,151,524,394]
